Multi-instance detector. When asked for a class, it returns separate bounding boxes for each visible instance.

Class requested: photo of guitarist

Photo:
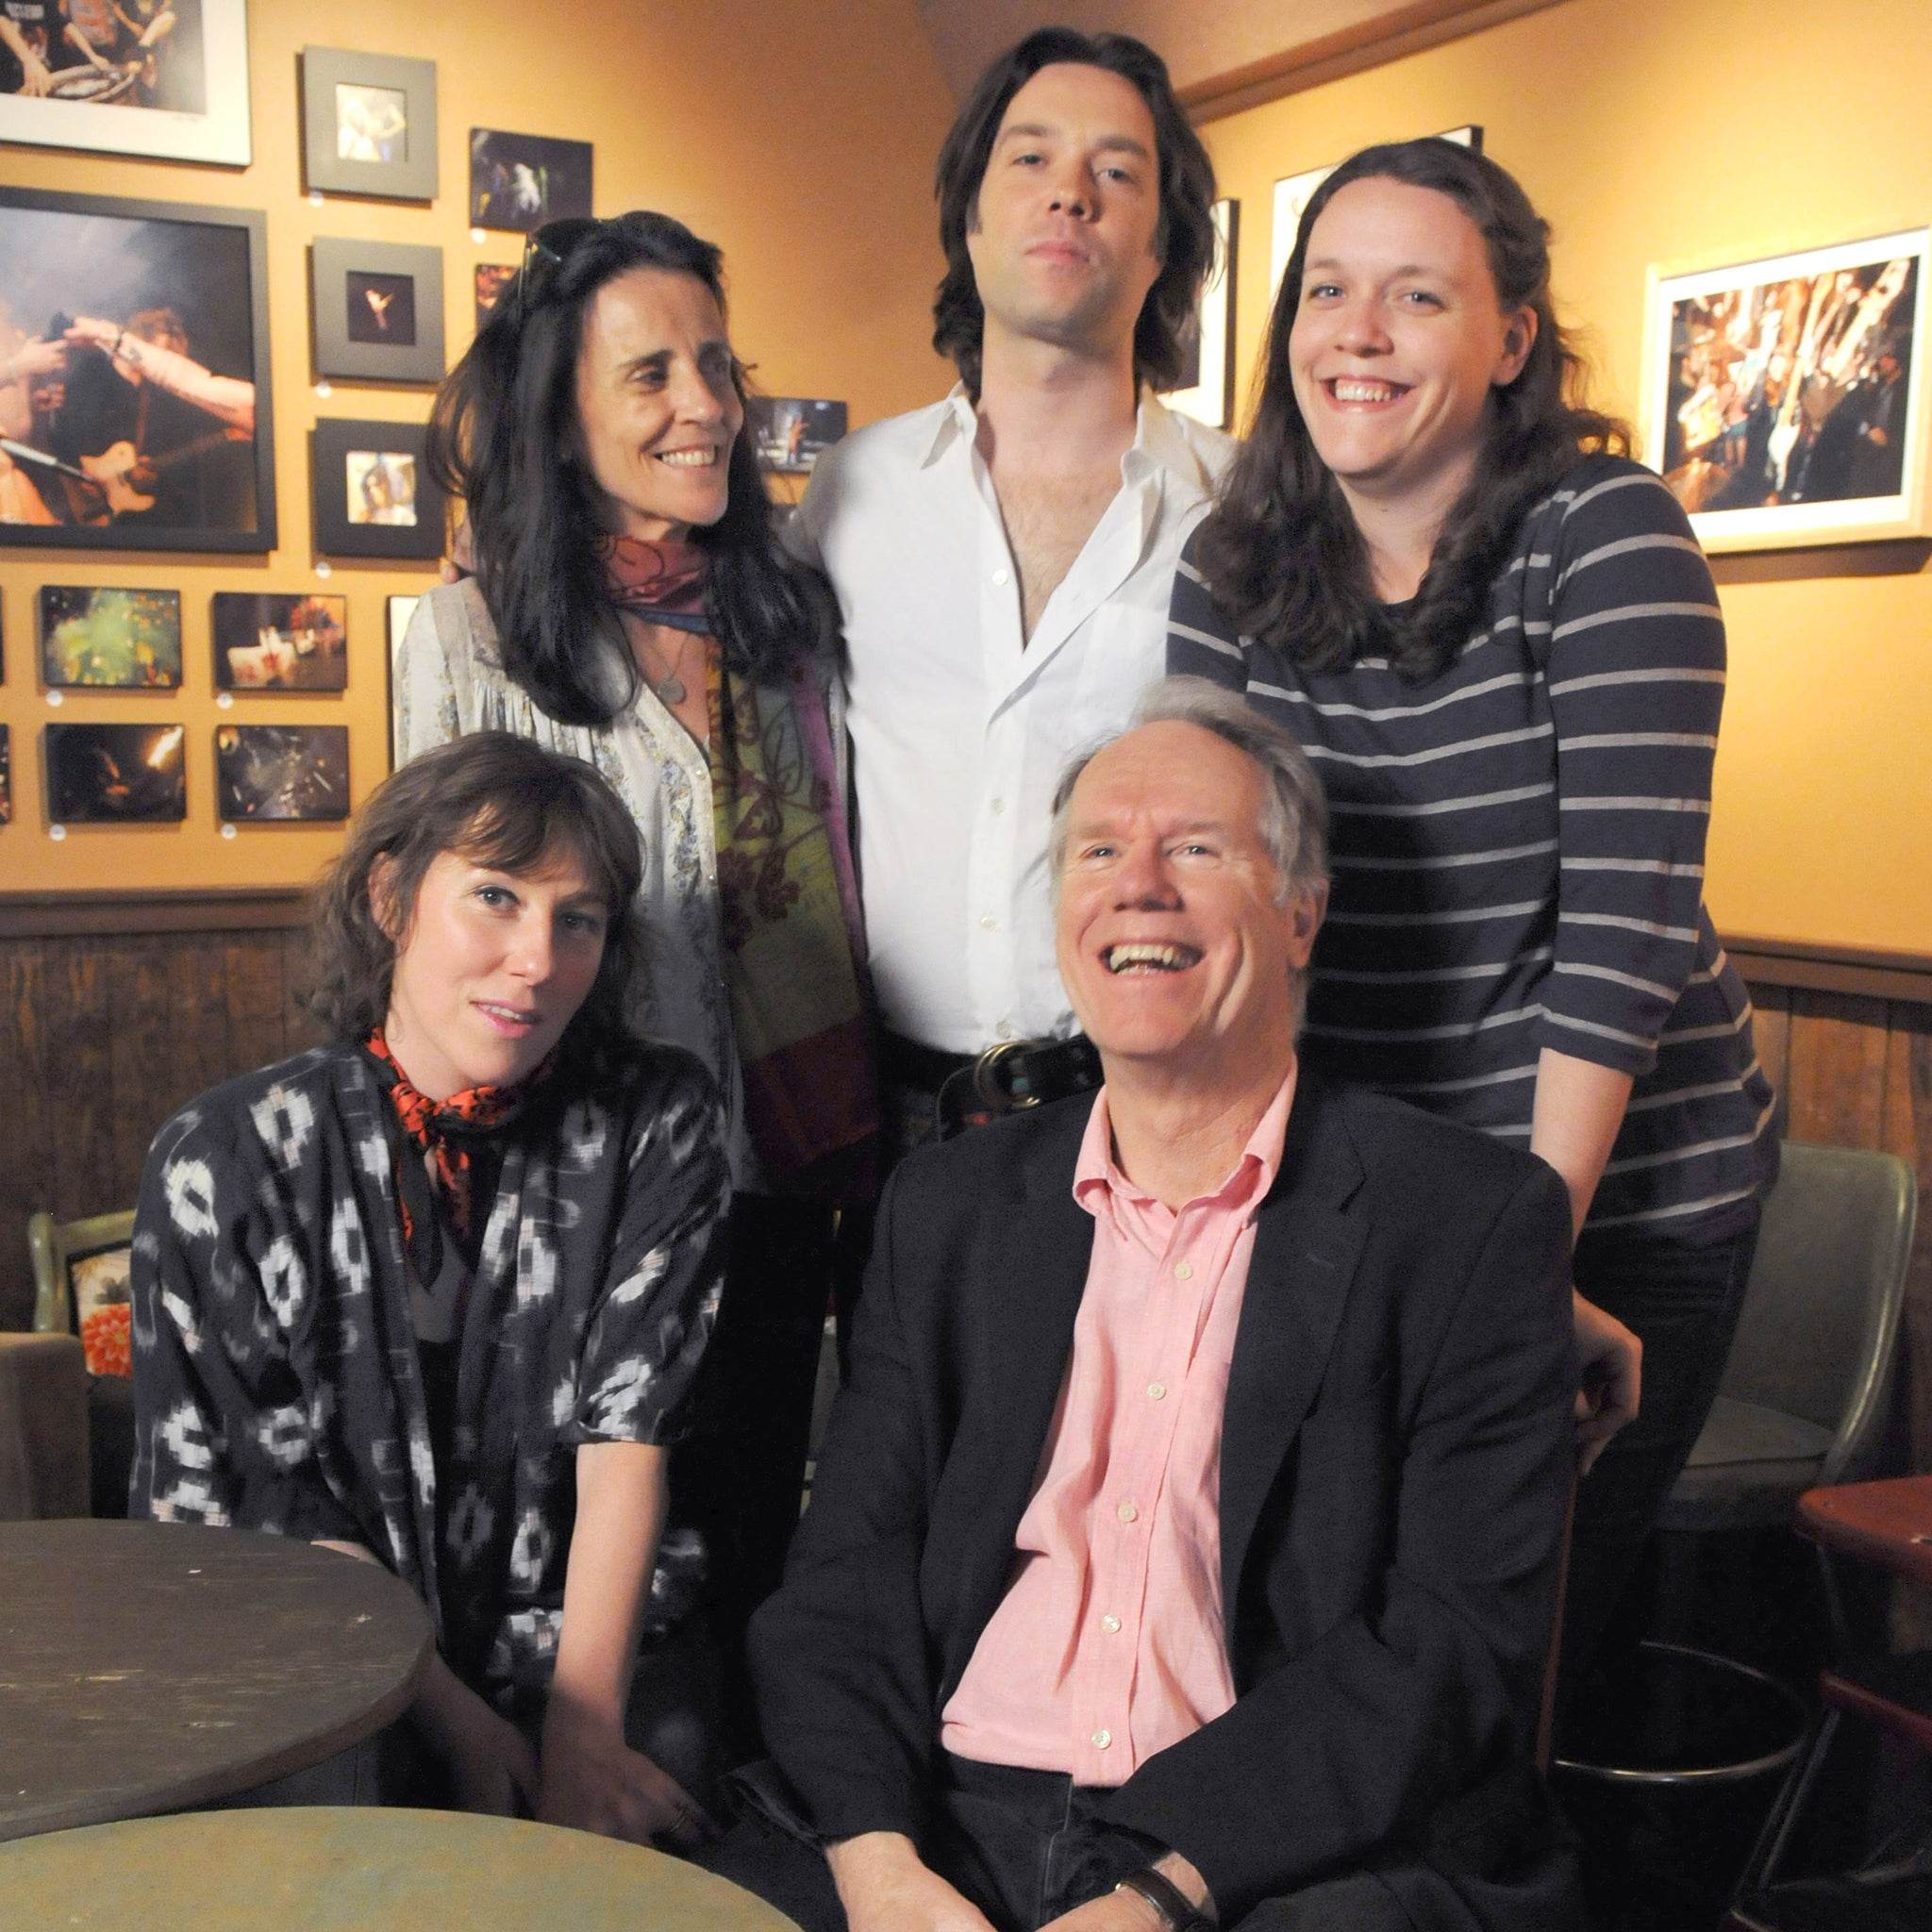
[31,306,257,531]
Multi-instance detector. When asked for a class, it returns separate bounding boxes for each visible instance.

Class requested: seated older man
[708,678,1584,1931]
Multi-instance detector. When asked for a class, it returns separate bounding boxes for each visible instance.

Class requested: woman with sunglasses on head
[1169,141,1778,1696]
[132,734,728,1842]
[395,212,876,1742]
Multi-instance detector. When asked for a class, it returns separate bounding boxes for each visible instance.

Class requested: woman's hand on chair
[1573,1289,1642,1473]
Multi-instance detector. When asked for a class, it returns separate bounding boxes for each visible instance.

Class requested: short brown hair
[931,26,1217,398]
[305,733,643,1065]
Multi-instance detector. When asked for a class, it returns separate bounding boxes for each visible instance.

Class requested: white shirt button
[1100,1613,1122,1633]
[979,913,998,930]
[1174,1259,1193,1281]
[1091,1728,1112,1750]
[995,1021,1014,1041]
[1117,1500,1138,1524]
[992,567,1010,586]
[989,796,1007,814]
[1147,1382,1167,1401]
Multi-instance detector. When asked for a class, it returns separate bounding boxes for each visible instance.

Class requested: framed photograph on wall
[300,48,438,202]
[311,238,445,384]
[45,721,186,823]
[0,187,275,553]
[0,724,10,825]
[311,418,446,559]
[1268,125,1483,302]
[0,0,251,167]
[745,397,848,475]
[215,724,350,822]
[40,586,182,688]
[474,263,516,331]
[1641,227,1929,552]
[470,128,592,233]
[1164,199,1238,430]
[211,591,346,691]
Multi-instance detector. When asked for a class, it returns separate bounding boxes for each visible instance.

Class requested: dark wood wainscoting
[0,892,319,1331]
[2,899,1930,1462]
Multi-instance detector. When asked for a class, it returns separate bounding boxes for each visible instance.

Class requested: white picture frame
[1639,226,1929,553]
[0,0,252,168]
[1164,199,1238,430]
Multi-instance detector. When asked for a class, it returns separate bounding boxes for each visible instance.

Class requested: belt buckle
[971,1039,1039,1112]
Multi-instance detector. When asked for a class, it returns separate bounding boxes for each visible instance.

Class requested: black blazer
[749,1073,1579,1925]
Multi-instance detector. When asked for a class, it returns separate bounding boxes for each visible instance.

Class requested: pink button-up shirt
[940,1069,1296,1786]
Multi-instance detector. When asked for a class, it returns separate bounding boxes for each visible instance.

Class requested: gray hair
[1049,676,1329,904]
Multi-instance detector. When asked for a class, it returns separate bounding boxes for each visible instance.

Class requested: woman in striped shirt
[1169,138,1777,1686]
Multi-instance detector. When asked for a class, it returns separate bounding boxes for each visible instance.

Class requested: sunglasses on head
[511,217,608,327]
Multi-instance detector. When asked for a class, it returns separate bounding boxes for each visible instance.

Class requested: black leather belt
[881,1031,1103,1142]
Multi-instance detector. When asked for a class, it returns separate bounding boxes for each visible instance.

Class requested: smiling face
[572,266,743,543]
[380,846,609,1100]
[1056,722,1324,1082]
[966,60,1164,362]
[1289,175,1537,508]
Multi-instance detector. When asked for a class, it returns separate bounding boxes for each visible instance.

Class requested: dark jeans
[1557,1210,1761,1692]
[679,1192,839,1757]
[702,1754,1566,1932]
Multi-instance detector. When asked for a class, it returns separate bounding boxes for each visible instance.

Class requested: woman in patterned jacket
[131,732,729,1844]
[1169,140,1778,1696]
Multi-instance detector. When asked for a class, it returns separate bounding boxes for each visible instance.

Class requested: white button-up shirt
[790,387,1234,1054]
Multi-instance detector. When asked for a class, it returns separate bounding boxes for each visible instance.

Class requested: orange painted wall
[0,0,954,891]
[1199,0,1932,957]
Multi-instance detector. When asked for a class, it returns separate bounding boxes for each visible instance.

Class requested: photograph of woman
[393,211,877,1743]
[1170,138,1780,1705]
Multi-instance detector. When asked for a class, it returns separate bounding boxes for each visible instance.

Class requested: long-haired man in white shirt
[789,26,1235,1164]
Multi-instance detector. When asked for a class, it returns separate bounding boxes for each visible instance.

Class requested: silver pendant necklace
[654,671,687,705]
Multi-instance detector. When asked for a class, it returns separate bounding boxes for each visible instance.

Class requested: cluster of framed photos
[0,36,592,568]
[0,584,352,828]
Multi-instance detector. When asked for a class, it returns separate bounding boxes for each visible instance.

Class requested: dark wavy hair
[932,27,1217,398]
[428,210,828,727]
[1193,139,1629,681]
[305,733,644,1079]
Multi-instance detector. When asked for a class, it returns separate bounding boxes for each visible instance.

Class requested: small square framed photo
[301,48,438,202]
[0,0,252,168]
[474,263,516,331]
[215,724,350,822]
[311,418,446,559]
[45,721,186,823]
[40,586,182,689]
[470,128,592,233]
[1641,227,1929,552]
[211,592,346,691]
[1164,199,1239,430]
[311,238,445,383]
[746,397,848,475]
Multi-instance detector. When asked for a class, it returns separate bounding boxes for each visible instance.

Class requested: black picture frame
[215,724,351,822]
[300,47,438,203]
[311,238,445,384]
[469,128,593,233]
[44,722,187,823]
[0,724,10,826]
[310,418,446,559]
[746,397,849,475]
[0,186,276,554]
[39,585,182,689]
[211,591,347,691]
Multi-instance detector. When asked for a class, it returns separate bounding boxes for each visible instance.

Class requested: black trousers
[1557,1210,1761,1691]
[700,1754,1579,1932]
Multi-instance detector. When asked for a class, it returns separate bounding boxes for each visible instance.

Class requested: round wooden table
[0,1519,431,1841]
[0,1807,801,1928]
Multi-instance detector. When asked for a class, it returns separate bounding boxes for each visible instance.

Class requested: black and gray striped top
[1169,455,1776,1238]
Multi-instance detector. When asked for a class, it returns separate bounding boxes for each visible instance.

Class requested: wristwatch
[1114,1865,1215,1932]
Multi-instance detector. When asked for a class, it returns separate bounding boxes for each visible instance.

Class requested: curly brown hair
[304,733,644,1071]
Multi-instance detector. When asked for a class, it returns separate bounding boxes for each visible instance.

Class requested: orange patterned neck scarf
[365,1030,554,1244]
